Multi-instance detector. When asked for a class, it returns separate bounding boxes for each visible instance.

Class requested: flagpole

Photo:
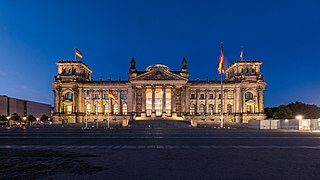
[220,72,224,128]
[107,109,110,129]
[74,48,76,61]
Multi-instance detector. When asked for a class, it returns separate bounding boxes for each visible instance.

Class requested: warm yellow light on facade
[6,116,10,120]
[296,115,303,120]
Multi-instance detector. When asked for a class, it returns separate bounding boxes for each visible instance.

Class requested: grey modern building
[0,95,51,118]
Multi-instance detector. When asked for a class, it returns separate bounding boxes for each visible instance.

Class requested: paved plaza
[1,127,320,179]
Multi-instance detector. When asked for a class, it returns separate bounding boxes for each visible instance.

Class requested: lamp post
[6,116,10,127]
[23,117,27,126]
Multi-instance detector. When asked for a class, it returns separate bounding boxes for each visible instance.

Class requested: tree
[264,107,277,119]
[10,113,21,125]
[273,105,293,119]
[0,115,6,125]
[40,115,49,122]
[27,115,36,126]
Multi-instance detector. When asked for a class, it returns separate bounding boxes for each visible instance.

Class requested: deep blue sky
[0,0,319,107]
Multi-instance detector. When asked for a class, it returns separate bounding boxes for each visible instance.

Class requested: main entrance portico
[144,86,171,118]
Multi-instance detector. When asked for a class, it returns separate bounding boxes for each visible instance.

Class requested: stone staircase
[128,120,191,128]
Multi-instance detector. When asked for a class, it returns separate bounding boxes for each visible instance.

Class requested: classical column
[196,89,200,115]
[185,88,190,114]
[214,89,218,114]
[141,86,146,117]
[260,89,265,113]
[131,86,136,115]
[171,86,177,117]
[54,87,60,113]
[162,86,166,117]
[118,89,122,114]
[99,89,103,114]
[242,89,246,113]
[205,89,209,115]
[151,86,156,117]
[224,89,228,114]
[181,86,186,115]
[73,87,78,113]
[90,90,94,114]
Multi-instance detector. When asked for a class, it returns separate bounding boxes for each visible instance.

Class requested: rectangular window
[95,94,99,99]
[122,94,127,100]
[200,94,205,99]
[191,94,195,99]
[104,94,109,100]
[209,94,214,99]
[218,94,221,99]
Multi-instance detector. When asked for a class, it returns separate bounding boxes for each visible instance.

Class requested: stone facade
[52,58,267,125]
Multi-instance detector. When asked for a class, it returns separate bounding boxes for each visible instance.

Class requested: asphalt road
[2,128,320,179]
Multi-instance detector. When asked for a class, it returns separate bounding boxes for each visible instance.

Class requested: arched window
[113,104,118,115]
[190,104,195,115]
[122,104,127,115]
[65,92,73,101]
[227,104,232,114]
[68,69,72,74]
[63,68,66,74]
[199,104,205,115]
[209,104,214,115]
[245,92,254,100]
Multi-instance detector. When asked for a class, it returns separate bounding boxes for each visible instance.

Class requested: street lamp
[296,115,303,120]
[6,116,10,127]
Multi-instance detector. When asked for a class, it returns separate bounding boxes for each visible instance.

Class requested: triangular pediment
[132,69,187,81]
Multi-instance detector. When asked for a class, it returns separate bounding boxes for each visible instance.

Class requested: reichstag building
[52,58,267,125]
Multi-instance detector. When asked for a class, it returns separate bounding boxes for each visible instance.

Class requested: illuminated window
[104,94,109,100]
[166,88,171,116]
[86,104,91,113]
[191,94,195,99]
[200,94,205,99]
[209,104,214,115]
[247,105,254,113]
[227,104,232,113]
[104,104,108,114]
[95,104,100,115]
[146,88,152,116]
[190,104,195,115]
[113,104,118,115]
[199,104,205,115]
[122,104,127,115]
[66,105,72,114]
[95,94,99,99]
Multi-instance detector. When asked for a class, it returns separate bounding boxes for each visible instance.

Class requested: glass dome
[145,64,171,71]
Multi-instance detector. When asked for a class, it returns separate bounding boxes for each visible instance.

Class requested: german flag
[108,91,115,99]
[75,48,83,58]
[217,45,224,74]
[239,47,243,60]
